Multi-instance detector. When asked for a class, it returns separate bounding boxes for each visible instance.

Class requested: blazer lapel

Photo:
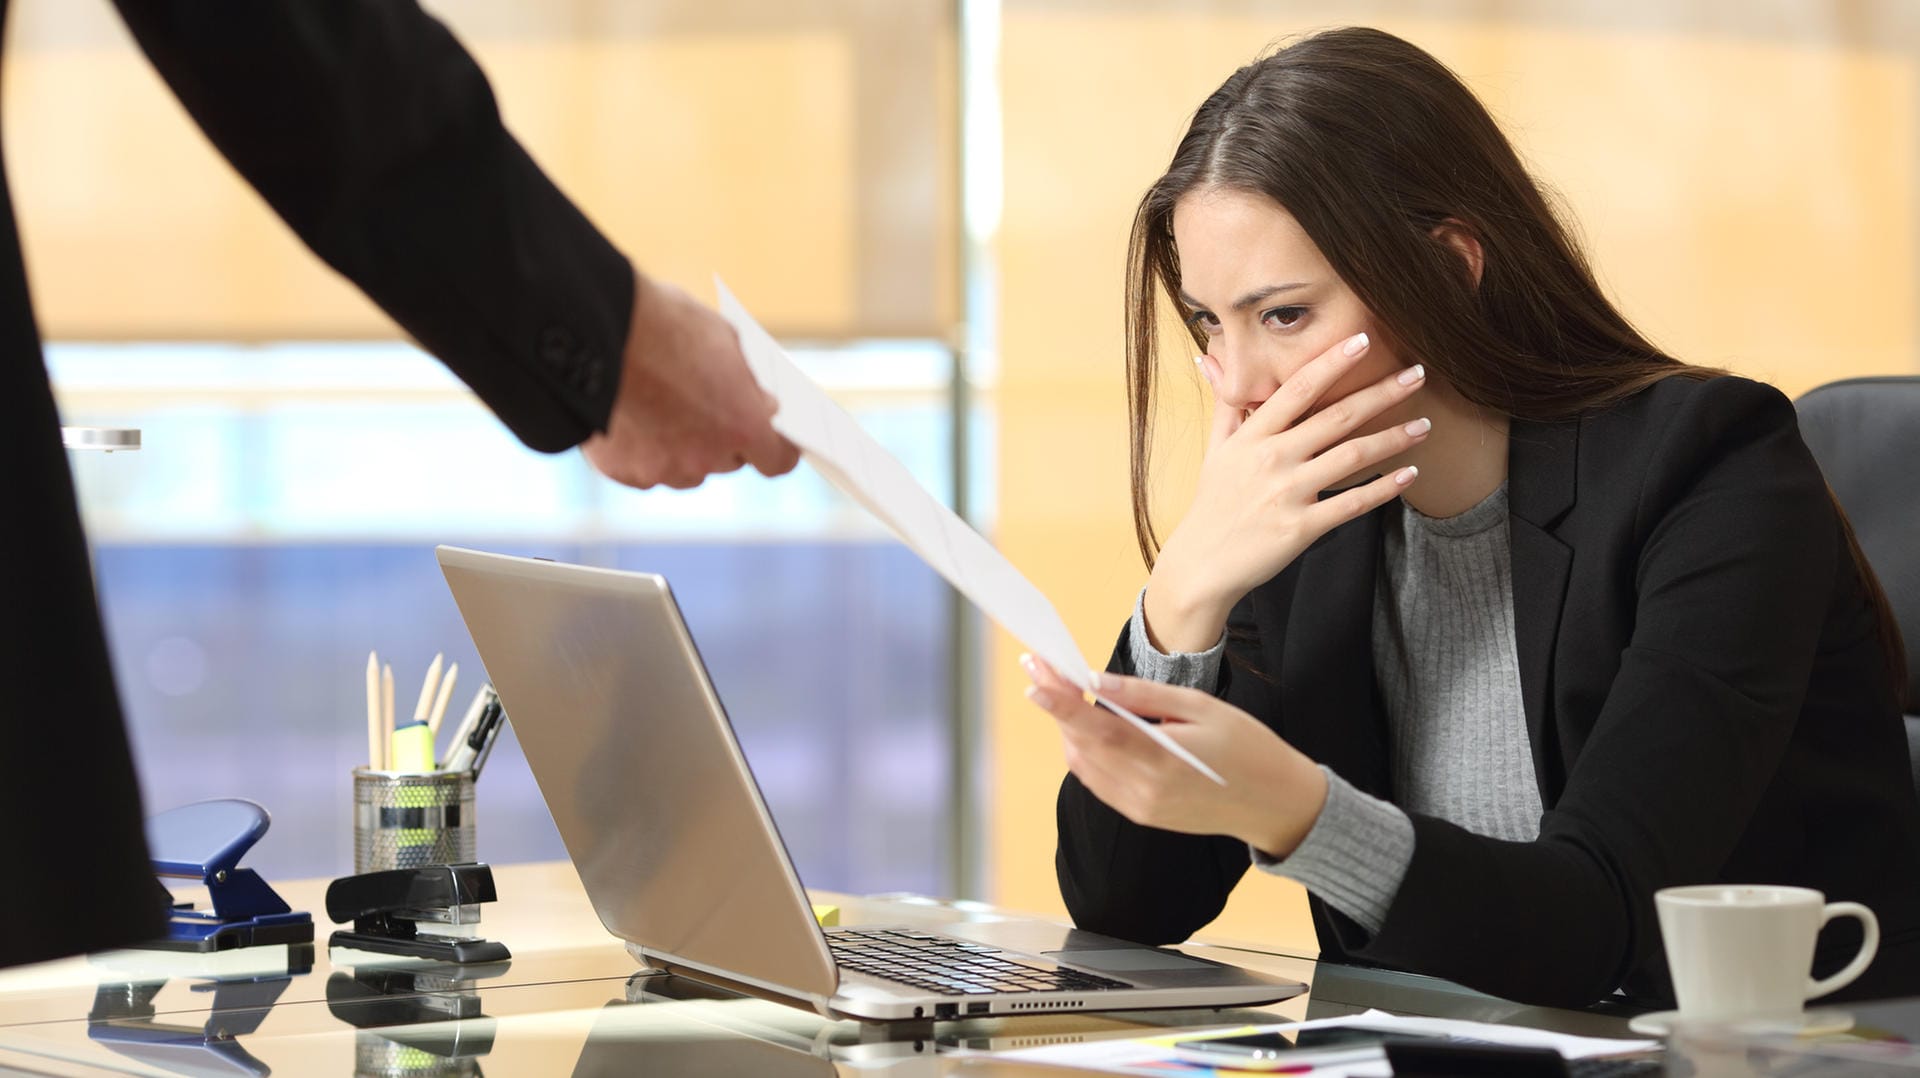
[1280,508,1392,797]
[1507,417,1579,802]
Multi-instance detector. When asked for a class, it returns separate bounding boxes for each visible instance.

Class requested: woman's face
[1171,187,1415,443]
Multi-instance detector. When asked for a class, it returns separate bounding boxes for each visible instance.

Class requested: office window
[54,340,983,896]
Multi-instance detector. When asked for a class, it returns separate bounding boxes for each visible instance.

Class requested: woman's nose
[1209,345,1278,413]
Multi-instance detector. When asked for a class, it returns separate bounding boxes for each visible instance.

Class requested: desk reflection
[0,864,1663,1076]
[328,959,512,1077]
[568,972,942,1076]
[564,970,1311,1076]
[88,971,300,1076]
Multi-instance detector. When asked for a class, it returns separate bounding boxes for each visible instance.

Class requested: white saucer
[1629,1008,1854,1037]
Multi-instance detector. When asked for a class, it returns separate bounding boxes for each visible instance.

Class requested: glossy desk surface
[0,861,1641,1076]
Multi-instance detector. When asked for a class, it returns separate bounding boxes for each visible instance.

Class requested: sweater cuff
[1251,766,1414,935]
[1126,587,1226,690]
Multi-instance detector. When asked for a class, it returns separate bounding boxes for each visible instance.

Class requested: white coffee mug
[1655,884,1878,1023]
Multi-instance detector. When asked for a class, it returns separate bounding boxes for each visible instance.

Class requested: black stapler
[326,863,511,963]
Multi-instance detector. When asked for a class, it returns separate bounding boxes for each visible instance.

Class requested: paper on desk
[980,1009,1659,1077]
[716,277,1223,785]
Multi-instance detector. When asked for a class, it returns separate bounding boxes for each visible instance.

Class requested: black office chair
[1795,376,1920,789]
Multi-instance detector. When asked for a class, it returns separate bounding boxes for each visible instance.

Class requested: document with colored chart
[716,277,1223,785]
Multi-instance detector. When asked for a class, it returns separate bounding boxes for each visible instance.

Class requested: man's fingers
[743,425,802,478]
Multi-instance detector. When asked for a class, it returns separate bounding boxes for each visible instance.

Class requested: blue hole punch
[146,798,314,953]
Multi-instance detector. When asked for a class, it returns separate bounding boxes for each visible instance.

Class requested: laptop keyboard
[826,928,1132,995]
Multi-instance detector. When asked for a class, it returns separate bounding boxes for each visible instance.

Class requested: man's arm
[111,1,797,485]
[112,0,628,452]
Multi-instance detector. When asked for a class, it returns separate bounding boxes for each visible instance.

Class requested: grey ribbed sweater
[1127,483,1537,933]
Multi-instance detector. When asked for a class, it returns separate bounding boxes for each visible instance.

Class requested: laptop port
[966,1002,990,1015]
[934,1003,958,1019]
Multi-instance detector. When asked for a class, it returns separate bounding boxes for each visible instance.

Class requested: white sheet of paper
[717,278,1224,785]
[980,1009,1659,1077]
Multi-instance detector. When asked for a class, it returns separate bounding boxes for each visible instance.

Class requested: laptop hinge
[648,957,834,1017]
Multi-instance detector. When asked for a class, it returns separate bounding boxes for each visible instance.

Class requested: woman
[1022,26,1920,1009]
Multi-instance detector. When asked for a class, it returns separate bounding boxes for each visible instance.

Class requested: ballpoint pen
[467,702,505,780]
[445,694,505,777]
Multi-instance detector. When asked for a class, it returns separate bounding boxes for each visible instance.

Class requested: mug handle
[1807,901,1879,1001]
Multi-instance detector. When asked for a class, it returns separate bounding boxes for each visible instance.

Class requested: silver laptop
[437,546,1303,1022]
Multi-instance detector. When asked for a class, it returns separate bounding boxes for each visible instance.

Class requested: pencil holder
[352,768,475,874]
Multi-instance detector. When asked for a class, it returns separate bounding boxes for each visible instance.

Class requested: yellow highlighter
[390,721,436,773]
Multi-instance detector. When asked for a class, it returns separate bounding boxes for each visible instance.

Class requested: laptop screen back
[437,547,838,1002]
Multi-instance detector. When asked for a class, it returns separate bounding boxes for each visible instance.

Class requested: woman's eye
[1262,306,1307,329]
[1186,310,1222,335]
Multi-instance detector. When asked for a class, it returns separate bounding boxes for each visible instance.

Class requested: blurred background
[17,0,1916,957]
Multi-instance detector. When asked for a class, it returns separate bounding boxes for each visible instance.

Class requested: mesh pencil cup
[352,768,475,874]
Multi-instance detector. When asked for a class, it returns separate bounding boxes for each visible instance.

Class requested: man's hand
[581,275,801,489]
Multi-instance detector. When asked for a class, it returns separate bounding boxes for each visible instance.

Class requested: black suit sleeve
[1055,595,1278,944]
[110,0,634,452]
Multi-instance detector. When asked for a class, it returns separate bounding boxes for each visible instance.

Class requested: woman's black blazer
[1058,373,1920,1008]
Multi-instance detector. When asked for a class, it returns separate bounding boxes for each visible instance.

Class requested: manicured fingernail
[1024,685,1051,708]
[1019,653,1037,677]
[1087,670,1109,692]
[1404,417,1432,437]
[1397,364,1425,386]
[1395,465,1419,485]
[1343,332,1370,357]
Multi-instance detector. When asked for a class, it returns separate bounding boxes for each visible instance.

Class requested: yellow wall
[990,8,1919,954]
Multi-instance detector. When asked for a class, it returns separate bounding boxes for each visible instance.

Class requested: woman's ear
[1431,219,1485,287]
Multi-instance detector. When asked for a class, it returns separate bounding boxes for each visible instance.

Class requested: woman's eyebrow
[1178,282,1312,312]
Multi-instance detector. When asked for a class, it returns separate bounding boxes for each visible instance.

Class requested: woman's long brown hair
[1125,26,1906,692]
